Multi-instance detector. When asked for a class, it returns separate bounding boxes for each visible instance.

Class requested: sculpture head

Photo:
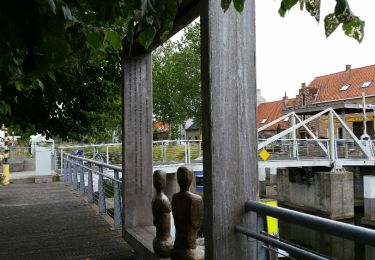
[177,167,193,192]
[153,170,167,192]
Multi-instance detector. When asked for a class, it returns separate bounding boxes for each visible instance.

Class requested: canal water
[278,207,374,260]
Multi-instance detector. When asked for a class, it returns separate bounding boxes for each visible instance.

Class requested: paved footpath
[0,182,135,259]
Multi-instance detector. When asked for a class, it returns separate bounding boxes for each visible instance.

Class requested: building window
[302,94,306,106]
[339,84,350,91]
[261,118,267,124]
[362,81,372,88]
[337,127,343,139]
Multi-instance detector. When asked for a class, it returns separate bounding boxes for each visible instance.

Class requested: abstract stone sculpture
[172,167,204,260]
[152,170,173,257]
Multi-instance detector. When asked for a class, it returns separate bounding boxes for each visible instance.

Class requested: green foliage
[277,0,364,43]
[152,22,201,134]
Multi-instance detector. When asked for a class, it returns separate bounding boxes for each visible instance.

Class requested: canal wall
[277,168,354,219]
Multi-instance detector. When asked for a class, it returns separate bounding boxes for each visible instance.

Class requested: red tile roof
[257,100,289,131]
[309,64,375,103]
[154,121,170,132]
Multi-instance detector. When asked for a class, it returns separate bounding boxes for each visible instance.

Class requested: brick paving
[0,182,135,259]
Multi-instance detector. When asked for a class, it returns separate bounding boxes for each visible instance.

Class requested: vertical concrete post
[364,176,375,221]
[201,1,258,259]
[122,53,153,228]
[328,111,336,161]
[63,158,68,182]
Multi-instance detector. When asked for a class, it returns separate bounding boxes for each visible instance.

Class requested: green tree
[153,22,201,138]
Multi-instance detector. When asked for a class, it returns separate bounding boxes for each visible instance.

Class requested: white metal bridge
[258,107,375,169]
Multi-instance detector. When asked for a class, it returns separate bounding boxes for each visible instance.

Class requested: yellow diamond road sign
[259,148,270,161]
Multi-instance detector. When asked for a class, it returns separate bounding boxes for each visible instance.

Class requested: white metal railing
[56,140,203,172]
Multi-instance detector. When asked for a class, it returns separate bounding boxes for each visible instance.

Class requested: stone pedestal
[364,176,375,222]
[277,168,354,219]
[259,167,266,198]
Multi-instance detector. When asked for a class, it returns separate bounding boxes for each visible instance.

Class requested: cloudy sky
[256,0,375,102]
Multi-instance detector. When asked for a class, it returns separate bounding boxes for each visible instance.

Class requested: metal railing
[56,140,203,172]
[62,153,122,229]
[236,201,375,260]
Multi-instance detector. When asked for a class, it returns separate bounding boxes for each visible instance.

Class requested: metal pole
[68,160,73,184]
[106,146,109,164]
[291,115,297,158]
[363,92,368,137]
[60,149,63,173]
[79,160,85,195]
[63,158,68,182]
[245,200,375,247]
[73,160,79,189]
[98,166,107,214]
[187,141,191,164]
[87,162,94,204]
[113,170,122,229]
[328,111,336,161]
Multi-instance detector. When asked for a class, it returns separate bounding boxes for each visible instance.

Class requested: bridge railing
[236,201,375,260]
[258,139,329,161]
[62,153,122,229]
[57,140,203,172]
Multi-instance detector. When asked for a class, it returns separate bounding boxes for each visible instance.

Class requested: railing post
[187,141,191,164]
[98,166,107,214]
[106,146,109,164]
[73,160,79,189]
[79,159,85,196]
[184,142,188,164]
[87,162,94,204]
[68,158,73,185]
[292,115,297,158]
[328,111,336,161]
[257,214,267,260]
[113,170,122,229]
[63,157,68,182]
[60,149,63,173]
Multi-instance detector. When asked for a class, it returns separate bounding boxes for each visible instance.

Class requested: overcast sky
[256,1,375,102]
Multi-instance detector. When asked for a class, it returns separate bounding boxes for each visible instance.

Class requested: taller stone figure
[152,170,173,257]
[172,167,204,260]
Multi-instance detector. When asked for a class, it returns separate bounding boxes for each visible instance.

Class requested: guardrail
[56,140,203,172]
[236,201,375,259]
[62,153,122,229]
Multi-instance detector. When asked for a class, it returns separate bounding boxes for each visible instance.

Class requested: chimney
[282,92,288,107]
[301,82,306,88]
[346,64,351,71]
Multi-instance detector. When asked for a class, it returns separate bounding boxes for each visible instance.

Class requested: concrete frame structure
[121,1,258,259]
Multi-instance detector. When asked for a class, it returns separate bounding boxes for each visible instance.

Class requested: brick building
[258,64,375,139]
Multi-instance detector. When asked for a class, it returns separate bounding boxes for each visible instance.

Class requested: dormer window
[340,84,350,91]
[362,81,372,88]
[261,118,267,124]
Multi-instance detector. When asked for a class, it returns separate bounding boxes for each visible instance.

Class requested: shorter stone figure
[152,170,173,257]
[172,167,204,260]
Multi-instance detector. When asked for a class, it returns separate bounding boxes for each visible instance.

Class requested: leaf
[38,79,44,91]
[138,26,156,50]
[85,29,105,50]
[62,5,73,21]
[233,0,244,13]
[221,0,232,12]
[305,0,320,22]
[47,0,56,14]
[334,0,351,23]
[106,30,122,50]
[324,13,340,38]
[278,0,299,17]
[48,71,56,82]
[343,16,365,43]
